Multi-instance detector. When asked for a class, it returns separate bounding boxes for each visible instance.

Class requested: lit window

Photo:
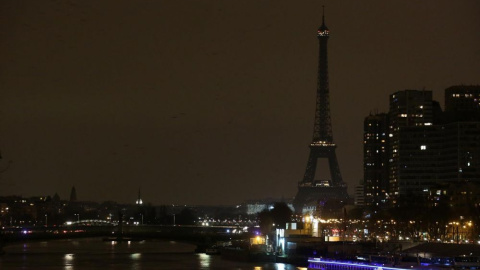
[420,145,426,150]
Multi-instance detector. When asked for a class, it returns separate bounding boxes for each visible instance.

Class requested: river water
[0,238,307,269]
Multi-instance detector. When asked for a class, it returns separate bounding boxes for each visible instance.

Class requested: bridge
[0,223,248,247]
[64,219,114,226]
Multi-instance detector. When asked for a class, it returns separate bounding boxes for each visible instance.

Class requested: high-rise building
[441,85,480,184]
[394,121,480,197]
[388,90,435,202]
[354,183,365,206]
[363,113,389,206]
[445,85,480,113]
[367,86,480,204]
[444,85,480,122]
[294,8,349,214]
[396,124,443,196]
[439,122,480,183]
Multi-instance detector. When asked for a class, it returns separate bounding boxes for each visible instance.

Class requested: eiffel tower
[293,7,349,214]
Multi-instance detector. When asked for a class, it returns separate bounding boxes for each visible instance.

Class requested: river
[0,238,307,269]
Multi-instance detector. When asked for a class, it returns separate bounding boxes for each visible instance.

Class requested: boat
[453,256,480,269]
[307,258,451,270]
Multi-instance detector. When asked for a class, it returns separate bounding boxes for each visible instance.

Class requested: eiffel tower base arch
[293,185,349,217]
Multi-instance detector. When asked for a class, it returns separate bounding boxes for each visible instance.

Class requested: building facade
[396,125,443,196]
[354,183,365,206]
[363,113,389,206]
[365,86,480,205]
[440,122,480,183]
[388,90,435,202]
[445,85,480,113]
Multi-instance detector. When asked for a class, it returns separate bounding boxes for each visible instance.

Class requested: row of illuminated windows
[364,132,387,136]
[365,163,386,166]
[398,114,425,118]
[365,149,386,154]
[452,93,478,98]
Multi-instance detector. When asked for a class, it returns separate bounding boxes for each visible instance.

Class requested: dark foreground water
[0,238,307,270]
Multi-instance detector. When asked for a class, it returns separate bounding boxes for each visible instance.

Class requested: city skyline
[0,1,479,205]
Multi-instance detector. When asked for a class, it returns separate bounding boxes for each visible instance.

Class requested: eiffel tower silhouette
[293,7,349,213]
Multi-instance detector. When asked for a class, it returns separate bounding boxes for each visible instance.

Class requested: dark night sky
[1,1,479,205]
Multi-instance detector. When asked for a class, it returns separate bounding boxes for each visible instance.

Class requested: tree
[257,202,293,235]
[270,202,293,229]
[258,209,273,235]
[347,207,364,220]
[176,207,196,225]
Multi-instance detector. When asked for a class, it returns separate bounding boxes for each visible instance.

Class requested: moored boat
[307,258,452,270]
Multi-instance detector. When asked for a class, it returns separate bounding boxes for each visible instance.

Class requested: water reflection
[64,254,74,262]
[130,253,141,260]
[63,253,74,270]
[1,239,308,269]
[130,253,141,270]
[198,253,211,269]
